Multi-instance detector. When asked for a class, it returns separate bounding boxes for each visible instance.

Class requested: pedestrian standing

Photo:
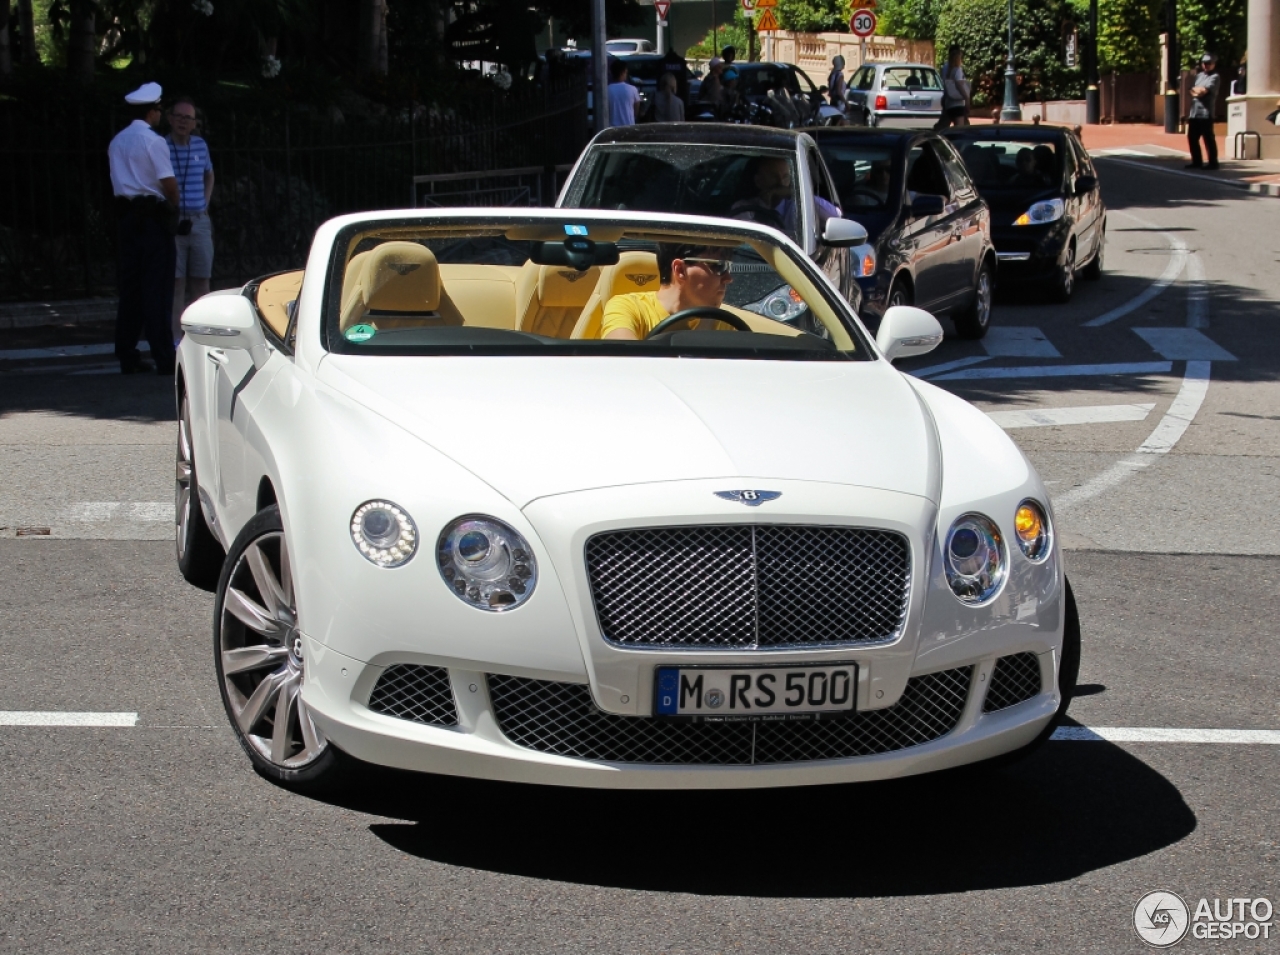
[935,45,971,129]
[654,72,685,122]
[721,46,736,68]
[167,95,215,342]
[827,54,847,109]
[108,82,179,375]
[607,59,640,127]
[1187,53,1221,170]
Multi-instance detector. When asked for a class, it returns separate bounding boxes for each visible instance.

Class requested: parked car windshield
[949,137,1062,190]
[881,67,942,91]
[322,219,867,360]
[564,144,804,243]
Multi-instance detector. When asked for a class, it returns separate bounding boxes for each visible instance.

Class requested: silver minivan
[845,62,944,128]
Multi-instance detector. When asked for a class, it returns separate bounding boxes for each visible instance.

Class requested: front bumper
[991,222,1070,282]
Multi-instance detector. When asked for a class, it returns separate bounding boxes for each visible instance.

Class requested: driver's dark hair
[657,243,709,284]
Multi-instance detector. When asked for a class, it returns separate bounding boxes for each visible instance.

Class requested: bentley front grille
[585,525,911,649]
[487,666,971,765]
[983,652,1043,713]
[367,664,459,727]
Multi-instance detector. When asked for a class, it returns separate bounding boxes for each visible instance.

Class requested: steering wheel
[645,307,752,339]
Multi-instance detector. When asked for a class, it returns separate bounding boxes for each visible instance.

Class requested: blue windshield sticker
[564,224,589,236]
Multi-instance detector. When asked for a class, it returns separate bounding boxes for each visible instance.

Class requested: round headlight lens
[438,516,537,611]
[943,513,1007,604]
[1014,500,1052,562]
[350,500,418,567]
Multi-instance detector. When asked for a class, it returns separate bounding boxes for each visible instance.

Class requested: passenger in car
[1010,148,1049,187]
[600,243,733,340]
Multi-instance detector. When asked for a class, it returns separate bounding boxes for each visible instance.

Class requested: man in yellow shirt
[601,243,734,340]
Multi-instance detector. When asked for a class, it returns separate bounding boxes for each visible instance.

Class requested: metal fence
[0,76,589,301]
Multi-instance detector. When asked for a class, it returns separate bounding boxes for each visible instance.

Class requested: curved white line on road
[1084,210,1188,327]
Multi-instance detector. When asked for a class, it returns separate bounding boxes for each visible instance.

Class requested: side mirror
[876,305,944,361]
[181,291,271,368]
[1074,175,1097,195]
[822,216,869,247]
[910,194,945,217]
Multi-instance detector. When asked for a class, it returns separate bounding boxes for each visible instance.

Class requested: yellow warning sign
[755,7,780,29]
[849,0,876,9]
[754,0,777,6]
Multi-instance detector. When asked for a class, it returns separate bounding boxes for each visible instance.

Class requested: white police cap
[124,82,163,106]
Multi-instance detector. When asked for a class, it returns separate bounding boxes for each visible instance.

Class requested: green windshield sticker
[345,323,376,343]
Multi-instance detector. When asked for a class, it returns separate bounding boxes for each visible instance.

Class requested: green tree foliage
[1095,0,1160,72]
[875,0,941,40]
[935,0,1085,104]
[1178,0,1246,71]
[776,0,846,32]
[686,9,750,60]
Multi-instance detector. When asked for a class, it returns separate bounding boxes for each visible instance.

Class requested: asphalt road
[1,159,1278,954]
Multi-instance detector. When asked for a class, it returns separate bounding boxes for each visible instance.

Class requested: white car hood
[318,356,938,507]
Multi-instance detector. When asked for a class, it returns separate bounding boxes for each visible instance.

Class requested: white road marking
[932,361,1172,381]
[1053,726,1280,744]
[1185,252,1209,328]
[1055,361,1211,507]
[0,342,150,361]
[1094,156,1247,188]
[0,712,139,726]
[987,403,1154,429]
[62,502,171,522]
[981,326,1061,358]
[908,356,992,378]
[1083,213,1187,328]
[1134,327,1236,361]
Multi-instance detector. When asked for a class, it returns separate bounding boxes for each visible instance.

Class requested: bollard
[1163,90,1179,134]
[1085,86,1100,124]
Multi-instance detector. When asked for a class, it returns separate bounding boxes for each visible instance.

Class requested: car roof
[942,123,1071,141]
[863,62,937,71]
[587,122,805,150]
[806,126,931,146]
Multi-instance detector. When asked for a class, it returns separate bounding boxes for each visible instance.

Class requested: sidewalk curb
[0,299,117,330]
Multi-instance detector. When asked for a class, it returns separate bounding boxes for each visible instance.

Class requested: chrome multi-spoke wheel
[955,262,993,340]
[175,393,223,590]
[215,506,336,784]
[1051,242,1076,302]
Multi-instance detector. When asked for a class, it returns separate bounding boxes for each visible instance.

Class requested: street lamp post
[1085,0,1100,123]
[1000,0,1023,120]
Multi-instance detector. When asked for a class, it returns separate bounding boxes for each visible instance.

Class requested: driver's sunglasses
[683,257,733,276]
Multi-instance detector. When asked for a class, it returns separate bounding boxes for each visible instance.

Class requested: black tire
[214,505,343,791]
[1050,241,1076,302]
[953,259,994,340]
[1082,224,1104,280]
[176,392,225,591]
[886,276,912,310]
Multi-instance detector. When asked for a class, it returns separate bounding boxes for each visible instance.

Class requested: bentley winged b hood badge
[714,490,782,507]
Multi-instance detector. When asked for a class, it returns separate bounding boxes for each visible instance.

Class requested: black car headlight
[438,516,537,611]
[943,513,1007,605]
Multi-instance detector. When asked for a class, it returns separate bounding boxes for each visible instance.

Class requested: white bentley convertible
[176,209,1079,790]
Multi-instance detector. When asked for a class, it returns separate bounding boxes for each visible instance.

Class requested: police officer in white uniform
[108,82,179,374]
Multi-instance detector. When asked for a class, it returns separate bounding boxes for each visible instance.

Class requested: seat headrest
[538,265,600,306]
[362,242,440,312]
[608,251,660,297]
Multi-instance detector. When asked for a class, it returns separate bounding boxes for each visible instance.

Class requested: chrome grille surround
[585,525,911,650]
[367,664,459,727]
[488,666,972,765]
[983,652,1043,713]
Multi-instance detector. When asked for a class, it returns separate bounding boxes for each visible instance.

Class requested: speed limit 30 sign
[850,9,877,36]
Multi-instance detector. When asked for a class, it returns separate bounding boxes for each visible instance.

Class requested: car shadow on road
[323,739,1195,897]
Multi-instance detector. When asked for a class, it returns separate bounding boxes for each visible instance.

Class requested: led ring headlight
[350,500,418,567]
[1014,499,1052,562]
[438,516,536,611]
[943,513,1007,605]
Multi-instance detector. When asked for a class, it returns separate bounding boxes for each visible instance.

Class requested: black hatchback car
[942,124,1105,302]
[809,126,996,338]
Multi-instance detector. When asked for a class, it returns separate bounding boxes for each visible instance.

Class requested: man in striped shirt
[166,96,215,341]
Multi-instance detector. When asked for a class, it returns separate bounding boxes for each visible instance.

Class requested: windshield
[951,137,1061,190]
[881,67,942,91]
[738,66,802,96]
[816,141,901,214]
[322,218,867,361]
[565,144,803,243]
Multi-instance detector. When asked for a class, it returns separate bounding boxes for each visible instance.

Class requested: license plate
[902,98,932,108]
[654,664,857,721]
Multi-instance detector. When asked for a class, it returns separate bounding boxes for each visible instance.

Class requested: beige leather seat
[339,242,459,332]
[570,251,661,339]
[515,263,601,338]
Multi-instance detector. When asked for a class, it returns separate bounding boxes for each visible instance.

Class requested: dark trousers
[1187,117,1218,167]
[115,204,176,373]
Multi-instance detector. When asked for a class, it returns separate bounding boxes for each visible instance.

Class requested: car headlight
[350,500,418,567]
[1014,499,1052,562]
[943,513,1007,604]
[745,285,807,322]
[438,516,537,611]
[1013,198,1064,226]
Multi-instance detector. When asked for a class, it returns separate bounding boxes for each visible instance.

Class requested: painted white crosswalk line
[981,327,1062,358]
[62,502,171,522]
[987,403,1155,429]
[0,712,139,726]
[1053,726,1280,744]
[931,361,1172,381]
[1134,327,1236,361]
